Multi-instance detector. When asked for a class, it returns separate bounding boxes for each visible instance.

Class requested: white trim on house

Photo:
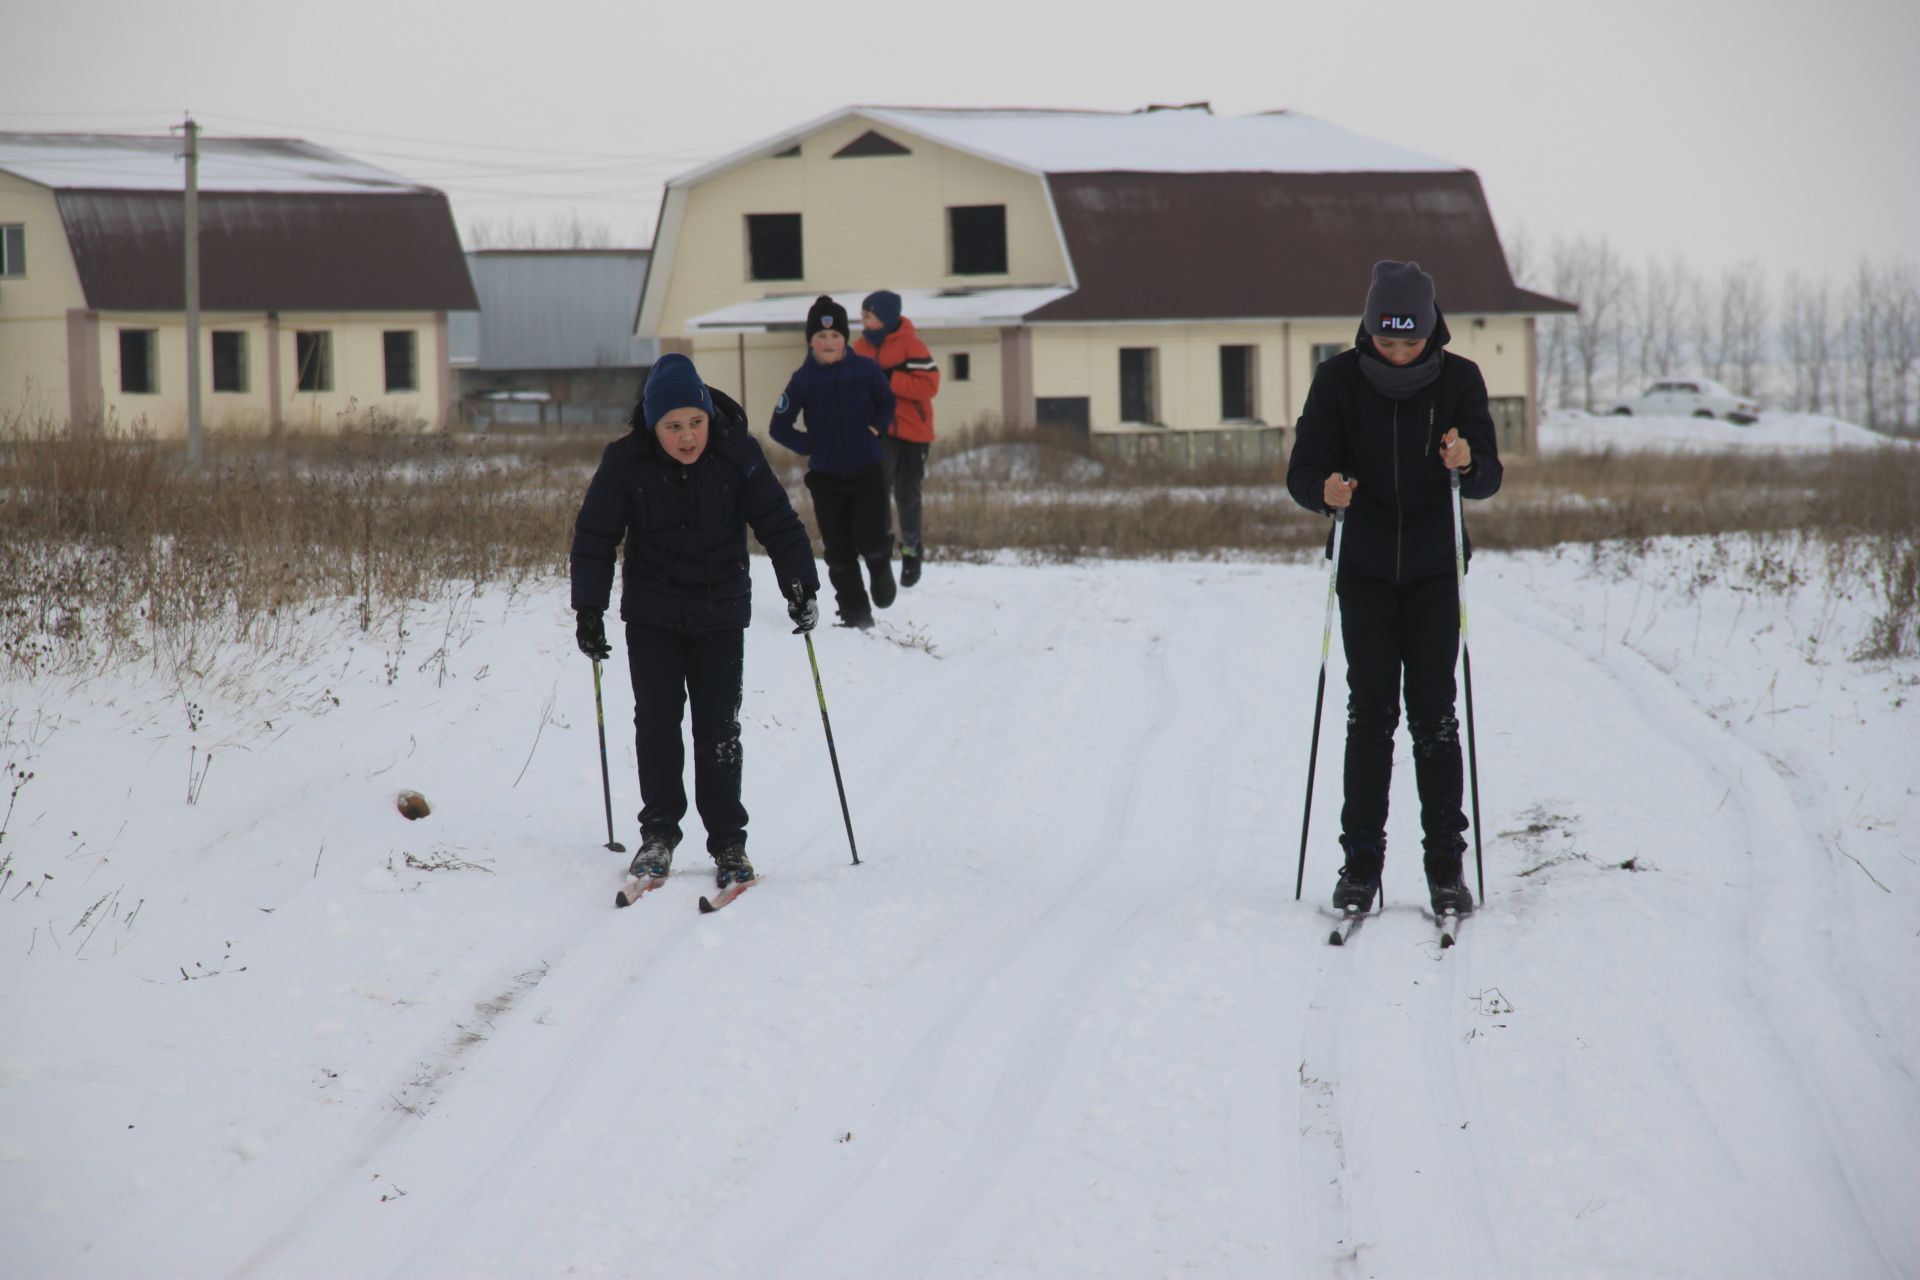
[684,286,1075,334]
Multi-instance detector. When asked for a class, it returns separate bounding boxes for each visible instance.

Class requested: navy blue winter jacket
[570,388,819,632]
[767,352,894,477]
[1286,311,1503,585]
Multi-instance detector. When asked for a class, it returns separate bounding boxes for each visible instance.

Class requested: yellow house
[637,105,1572,460]
[0,133,477,436]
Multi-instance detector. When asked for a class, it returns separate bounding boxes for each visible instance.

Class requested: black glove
[787,587,820,635]
[575,609,612,660]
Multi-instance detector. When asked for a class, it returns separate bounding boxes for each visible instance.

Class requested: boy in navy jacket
[768,295,897,628]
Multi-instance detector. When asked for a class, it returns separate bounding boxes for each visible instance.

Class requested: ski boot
[1425,843,1474,916]
[1332,842,1384,914]
[713,844,756,890]
[628,835,675,881]
[867,555,897,609]
[900,548,922,589]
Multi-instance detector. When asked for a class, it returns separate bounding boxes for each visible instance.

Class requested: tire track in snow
[1491,587,1918,1279]
[713,571,1203,1278]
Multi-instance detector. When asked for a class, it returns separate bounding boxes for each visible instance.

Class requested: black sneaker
[867,556,897,609]
[1425,845,1474,915]
[628,836,675,880]
[713,845,755,889]
[900,552,922,588]
[1332,842,1384,913]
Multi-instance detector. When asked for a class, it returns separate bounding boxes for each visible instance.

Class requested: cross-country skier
[570,353,820,890]
[1285,260,1501,917]
[854,289,941,588]
[768,295,898,628]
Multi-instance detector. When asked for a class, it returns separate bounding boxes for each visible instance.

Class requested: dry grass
[4,417,1917,676]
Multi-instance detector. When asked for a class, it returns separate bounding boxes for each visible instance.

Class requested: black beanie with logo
[806,295,851,341]
[1363,261,1437,340]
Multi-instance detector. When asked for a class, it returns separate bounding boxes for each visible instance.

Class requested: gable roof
[0,132,431,194]
[1,132,475,312]
[639,106,1569,336]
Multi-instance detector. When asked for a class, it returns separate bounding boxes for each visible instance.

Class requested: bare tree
[1883,261,1920,433]
[1848,259,1886,429]
[1780,272,1816,410]
[1565,236,1629,412]
[1722,261,1770,399]
[466,212,618,250]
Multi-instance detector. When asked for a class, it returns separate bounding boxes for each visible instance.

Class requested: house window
[1119,348,1158,424]
[295,330,333,392]
[383,330,418,392]
[1311,342,1347,366]
[746,213,803,281]
[948,205,1007,276]
[0,224,23,277]
[1220,345,1257,420]
[1035,397,1090,433]
[211,331,248,393]
[119,329,157,394]
[952,352,971,382]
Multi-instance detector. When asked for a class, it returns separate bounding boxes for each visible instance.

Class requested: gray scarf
[1358,347,1444,400]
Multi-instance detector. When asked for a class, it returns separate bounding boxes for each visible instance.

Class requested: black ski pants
[625,621,746,854]
[1336,569,1468,856]
[804,462,892,621]
[881,437,930,556]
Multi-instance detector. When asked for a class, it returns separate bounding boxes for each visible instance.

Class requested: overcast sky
[7,0,1915,285]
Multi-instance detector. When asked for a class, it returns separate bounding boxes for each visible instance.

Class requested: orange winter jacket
[853,316,940,443]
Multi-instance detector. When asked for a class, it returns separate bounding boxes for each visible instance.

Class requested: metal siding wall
[467,253,654,371]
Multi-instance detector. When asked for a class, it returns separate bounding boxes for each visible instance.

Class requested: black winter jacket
[1286,312,1503,584]
[569,389,819,631]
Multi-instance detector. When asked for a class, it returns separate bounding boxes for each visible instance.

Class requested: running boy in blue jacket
[769,295,897,628]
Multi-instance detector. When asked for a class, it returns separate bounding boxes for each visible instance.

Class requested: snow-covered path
[5,551,1916,1278]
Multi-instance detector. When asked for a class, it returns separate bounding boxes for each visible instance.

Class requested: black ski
[1436,910,1463,948]
[1328,910,1373,946]
[698,876,759,914]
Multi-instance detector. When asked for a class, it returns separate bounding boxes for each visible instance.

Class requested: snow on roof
[684,285,1075,334]
[0,133,431,194]
[862,107,1462,175]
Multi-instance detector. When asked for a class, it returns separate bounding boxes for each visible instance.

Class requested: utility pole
[181,115,203,464]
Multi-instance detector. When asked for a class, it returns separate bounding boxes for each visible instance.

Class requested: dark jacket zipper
[1392,400,1402,582]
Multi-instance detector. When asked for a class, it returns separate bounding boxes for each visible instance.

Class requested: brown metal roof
[56,190,478,312]
[1028,171,1573,323]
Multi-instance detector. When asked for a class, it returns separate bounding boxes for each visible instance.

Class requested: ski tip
[697,895,717,914]
[1328,930,1345,947]
[1440,932,1456,949]
[616,890,632,908]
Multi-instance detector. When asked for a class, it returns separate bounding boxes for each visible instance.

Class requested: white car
[1606,378,1760,424]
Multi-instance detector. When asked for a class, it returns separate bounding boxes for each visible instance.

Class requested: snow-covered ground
[4,537,1917,1278]
[1542,408,1898,454]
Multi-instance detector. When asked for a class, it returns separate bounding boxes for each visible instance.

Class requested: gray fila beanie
[1363,260,1437,340]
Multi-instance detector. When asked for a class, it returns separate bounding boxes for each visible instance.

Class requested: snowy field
[1540,408,1897,454]
[3,535,1918,1278]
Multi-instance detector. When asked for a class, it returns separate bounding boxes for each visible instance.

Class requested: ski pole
[1449,470,1485,904]
[796,587,860,866]
[591,658,625,854]
[1294,510,1346,901]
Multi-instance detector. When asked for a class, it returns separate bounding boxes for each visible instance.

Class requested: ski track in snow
[1491,586,1918,1280]
[8,552,1918,1280]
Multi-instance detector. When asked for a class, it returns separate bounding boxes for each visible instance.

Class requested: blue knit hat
[640,353,713,428]
[861,289,903,331]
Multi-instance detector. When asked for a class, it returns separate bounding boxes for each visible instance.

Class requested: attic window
[774,145,801,158]
[746,213,804,282]
[0,224,22,277]
[948,205,1007,276]
[833,131,912,159]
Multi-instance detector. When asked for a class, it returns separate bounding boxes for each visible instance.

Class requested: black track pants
[625,622,746,854]
[804,463,892,620]
[1336,569,1468,854]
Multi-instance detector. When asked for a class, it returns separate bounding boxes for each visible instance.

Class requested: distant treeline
[1508,231,1919,434]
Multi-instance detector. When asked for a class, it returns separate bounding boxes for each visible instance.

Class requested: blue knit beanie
[861,289,903,331]
[640,353,713,428]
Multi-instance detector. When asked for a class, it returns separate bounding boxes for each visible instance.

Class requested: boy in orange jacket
[856,290,941,587]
